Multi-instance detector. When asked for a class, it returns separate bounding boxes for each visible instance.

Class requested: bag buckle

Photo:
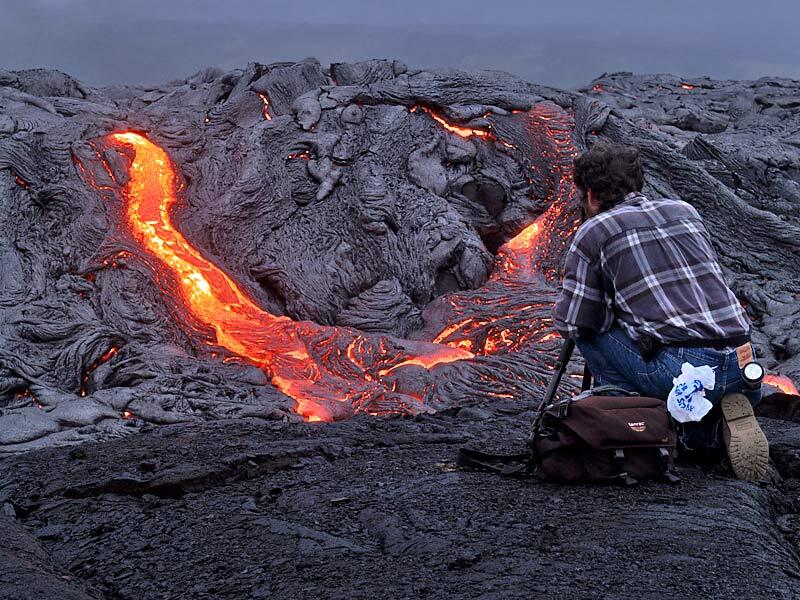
[658,447,669,471]
[614,448,625,473]
[658,447,681,484]
[557,398,571,419]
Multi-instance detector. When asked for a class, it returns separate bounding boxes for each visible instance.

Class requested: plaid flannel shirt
[553,192,750,343]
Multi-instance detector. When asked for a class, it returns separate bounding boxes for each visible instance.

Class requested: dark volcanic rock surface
[2,61,800,599]
[0,61,798,448]
[3,408,800,599]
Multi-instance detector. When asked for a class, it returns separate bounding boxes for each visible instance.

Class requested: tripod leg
[581,363,593,392]
[539,339,575,409]
[529,339,575,448]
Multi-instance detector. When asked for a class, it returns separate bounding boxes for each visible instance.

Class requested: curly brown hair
[572,141,644,211]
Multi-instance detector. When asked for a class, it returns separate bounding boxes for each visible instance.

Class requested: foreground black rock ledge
[3,406,800,599]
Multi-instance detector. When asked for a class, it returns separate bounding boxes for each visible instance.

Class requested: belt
[637,332,750,361]
[664,333,750,350]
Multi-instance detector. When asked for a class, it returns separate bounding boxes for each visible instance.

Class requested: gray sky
[3,0,798,88]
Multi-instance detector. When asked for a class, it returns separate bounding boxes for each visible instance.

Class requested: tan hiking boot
[721,393,769,481]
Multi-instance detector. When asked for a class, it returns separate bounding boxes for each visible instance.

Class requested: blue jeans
[575,327,761,452]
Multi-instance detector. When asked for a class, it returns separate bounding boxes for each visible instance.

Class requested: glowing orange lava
[412,106,490,139]
[106,132,471,421]
[680,83,695,90]
[80,345,119,397]
[287,150,311,160]
[765,374,800,396]
[258,94,273,120]
[409,106,515,147]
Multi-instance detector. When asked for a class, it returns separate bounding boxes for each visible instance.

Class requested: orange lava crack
[258,94,273,120]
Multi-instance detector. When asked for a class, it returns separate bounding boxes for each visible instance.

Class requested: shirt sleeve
[552,249,610,339]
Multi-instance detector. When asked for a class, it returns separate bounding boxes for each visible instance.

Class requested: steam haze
[3,0,798,88]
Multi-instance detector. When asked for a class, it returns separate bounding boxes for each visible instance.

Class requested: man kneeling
[553,141,768,481]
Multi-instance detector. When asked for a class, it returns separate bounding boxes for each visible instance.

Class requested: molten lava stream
[764,374,800,396]
[106,132,471,422]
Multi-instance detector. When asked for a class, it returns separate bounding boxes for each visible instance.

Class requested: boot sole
[721,393,769,481]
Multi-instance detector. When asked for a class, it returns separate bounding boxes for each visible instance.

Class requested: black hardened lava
[1,61,800,600]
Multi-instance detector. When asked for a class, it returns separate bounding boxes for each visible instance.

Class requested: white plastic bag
[666,362,716,423]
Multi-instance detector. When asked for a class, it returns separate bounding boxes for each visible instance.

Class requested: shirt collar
[620,191,646,205]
